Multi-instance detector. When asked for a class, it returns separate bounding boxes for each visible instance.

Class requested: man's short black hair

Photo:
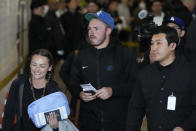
[151,0,163,4]
[31,0,46,10]
[152,26,179,46]
[65,0,71,3]
[86,0,97,3]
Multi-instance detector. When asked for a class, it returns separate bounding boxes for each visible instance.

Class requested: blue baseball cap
[163,16,185,30]
[85,10,114,30]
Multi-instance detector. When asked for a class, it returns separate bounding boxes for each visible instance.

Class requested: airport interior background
[1,0,196,130]
[0,0,144,130]
[0,0,30,127]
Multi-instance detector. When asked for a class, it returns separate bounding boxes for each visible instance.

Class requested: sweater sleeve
[2,79,20,131]
[126,79,146,131]
[112,47,138,97]
[181,68,196,130]
[69,54,83,98]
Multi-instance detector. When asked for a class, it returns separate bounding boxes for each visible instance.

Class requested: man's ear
[180,30,185,37]
[106,27,112,35]
[170,42,177,51]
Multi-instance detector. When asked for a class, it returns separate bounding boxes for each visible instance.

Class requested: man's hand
[96,87,113,100]
[173,127,184,131]
[80,91,97,102]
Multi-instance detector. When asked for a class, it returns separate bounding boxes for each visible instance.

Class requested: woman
[2,49,60,131]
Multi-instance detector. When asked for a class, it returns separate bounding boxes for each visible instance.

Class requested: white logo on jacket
[82,66,88,69]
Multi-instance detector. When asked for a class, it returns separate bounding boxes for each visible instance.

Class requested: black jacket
[185,20,196,62]
[127,56,196,131]
[60,10,85,57]
[69,40,138,131]
[28,15,50,53]
[45,10,65,59]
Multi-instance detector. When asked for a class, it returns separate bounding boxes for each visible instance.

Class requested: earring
[47,71,52,81]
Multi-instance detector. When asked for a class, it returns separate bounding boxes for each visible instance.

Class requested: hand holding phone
[80,83,97,94]
[84,90,96,95]
[80,90,97,102]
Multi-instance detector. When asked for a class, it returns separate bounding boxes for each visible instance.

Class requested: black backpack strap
[14,76,26,131]
[18,80,25,118]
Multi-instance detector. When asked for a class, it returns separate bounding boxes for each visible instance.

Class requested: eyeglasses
[171,26,181,31]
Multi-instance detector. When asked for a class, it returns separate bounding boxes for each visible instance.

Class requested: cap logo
[97,10,103,16]
[170,17,175,21]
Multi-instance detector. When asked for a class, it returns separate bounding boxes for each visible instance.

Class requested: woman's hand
[47,112,59,129]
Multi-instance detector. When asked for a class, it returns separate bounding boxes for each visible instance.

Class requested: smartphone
[84,90,96,95]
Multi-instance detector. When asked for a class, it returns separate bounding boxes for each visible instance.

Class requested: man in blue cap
[163,16,185,41]
[69,10,137,131]
[162,16,192,62]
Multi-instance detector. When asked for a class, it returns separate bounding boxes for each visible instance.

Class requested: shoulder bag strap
[18,81,25,118]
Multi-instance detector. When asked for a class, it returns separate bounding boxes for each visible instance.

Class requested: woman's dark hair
[25,49,54,81]
[152,25,179,46]
[31,49,54,66]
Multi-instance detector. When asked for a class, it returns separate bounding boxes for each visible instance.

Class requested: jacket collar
[88,37,121,53]
[155,56,178,71]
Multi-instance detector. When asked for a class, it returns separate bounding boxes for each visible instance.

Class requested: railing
[0,55,28,91]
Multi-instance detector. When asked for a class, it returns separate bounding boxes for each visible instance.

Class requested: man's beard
[90,32,106,47]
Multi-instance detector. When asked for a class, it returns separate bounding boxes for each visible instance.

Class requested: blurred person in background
[181,0,196,21]
[106,0,119,23]
[56,0,67,18]
[168,0,193,28]
[162,16,187,59]
[105,0,121,39]
[45,0,66,62]
[117,0,132,29]
[80,0,100,43]
[81,0,99,14]
[150,0,166,26]
[185,19,196,62]
[96,0,109,10]
[60,0,85,57]
[28,0,50,54]
[86,0,99,13]
[117,0,133,41]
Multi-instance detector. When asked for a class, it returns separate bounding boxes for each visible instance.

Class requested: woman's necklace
[30,78,46,100]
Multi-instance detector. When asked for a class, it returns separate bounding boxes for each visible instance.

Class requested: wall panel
[0,0,30,125]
